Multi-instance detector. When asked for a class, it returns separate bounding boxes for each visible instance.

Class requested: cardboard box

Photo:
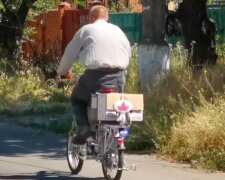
[88,93,144,122]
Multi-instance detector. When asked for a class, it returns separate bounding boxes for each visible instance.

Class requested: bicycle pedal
[130,164,137,171]
[79,154,87,160]
[90,142,98,146]
[118,167,128,171]
[86,136,94,141]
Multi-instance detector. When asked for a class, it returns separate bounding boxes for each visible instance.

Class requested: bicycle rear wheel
[102,149,124,180]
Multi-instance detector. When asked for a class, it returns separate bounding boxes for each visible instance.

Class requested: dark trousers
[71,69,125,127]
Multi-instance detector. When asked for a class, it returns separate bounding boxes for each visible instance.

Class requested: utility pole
[138,0,170,87]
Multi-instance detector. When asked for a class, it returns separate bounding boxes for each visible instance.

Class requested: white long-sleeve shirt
[57,19,131,75]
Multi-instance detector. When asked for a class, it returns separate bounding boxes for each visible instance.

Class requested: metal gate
[61,9,89,53]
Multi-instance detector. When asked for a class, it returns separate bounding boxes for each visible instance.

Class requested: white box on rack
[89,93,144,122]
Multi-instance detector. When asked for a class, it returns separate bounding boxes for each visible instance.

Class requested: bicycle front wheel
[66,130,83,174]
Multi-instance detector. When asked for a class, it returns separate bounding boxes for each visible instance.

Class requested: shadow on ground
[0,171,105,180]
[0,122,66,159]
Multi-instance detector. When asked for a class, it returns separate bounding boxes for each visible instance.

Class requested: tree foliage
[30,0,60,17]
[0,0,65,61]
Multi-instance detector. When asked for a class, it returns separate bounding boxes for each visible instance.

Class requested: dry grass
[162,96,225,170]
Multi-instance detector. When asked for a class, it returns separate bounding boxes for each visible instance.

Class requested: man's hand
[56,72,74,89]
[60,72,74,80]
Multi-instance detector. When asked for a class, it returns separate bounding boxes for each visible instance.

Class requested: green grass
[0,73,72,116]
[125,46,139,93]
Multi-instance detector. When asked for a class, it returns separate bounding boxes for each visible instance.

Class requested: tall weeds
[162,96,225,170]
[147,43,225,171]
[127,42,225,165]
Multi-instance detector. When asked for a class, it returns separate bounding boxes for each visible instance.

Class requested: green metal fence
[208,5,225,44]
[109,12,142,44]
[109,5,225,44]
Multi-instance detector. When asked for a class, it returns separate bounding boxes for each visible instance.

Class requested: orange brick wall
[22,5,69,61]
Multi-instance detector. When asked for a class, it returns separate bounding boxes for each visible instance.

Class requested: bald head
[89,5,108,22]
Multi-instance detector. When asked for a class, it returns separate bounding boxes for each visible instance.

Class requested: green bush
[0,74,72,116]
[125,46,139,93]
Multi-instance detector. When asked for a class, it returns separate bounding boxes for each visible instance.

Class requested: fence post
[40,16,46,55]
[58,2,72,55]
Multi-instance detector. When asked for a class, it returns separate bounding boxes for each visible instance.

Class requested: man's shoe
[72,126,91,145]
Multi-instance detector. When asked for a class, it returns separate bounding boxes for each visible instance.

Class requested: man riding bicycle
[57,5,131,145]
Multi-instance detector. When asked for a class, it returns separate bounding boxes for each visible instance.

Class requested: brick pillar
[40,17,46,54]
[58,2,72,56]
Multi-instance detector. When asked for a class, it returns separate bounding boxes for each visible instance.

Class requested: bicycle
[66,88,143,180]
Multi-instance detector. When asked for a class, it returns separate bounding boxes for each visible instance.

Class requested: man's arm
[57,30,82,76]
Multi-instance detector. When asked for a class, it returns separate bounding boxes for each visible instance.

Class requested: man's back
[78,20,131,69]
[58,5,131,76]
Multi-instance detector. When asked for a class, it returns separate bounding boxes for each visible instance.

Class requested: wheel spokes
[104,152,119,179]
[106,167,117,178]
[68,143,80,168]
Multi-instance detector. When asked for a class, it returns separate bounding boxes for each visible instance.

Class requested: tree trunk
[0,0,37,61]
[138,0,169,87]
[175,0,217,70]
[0,12,22,60]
